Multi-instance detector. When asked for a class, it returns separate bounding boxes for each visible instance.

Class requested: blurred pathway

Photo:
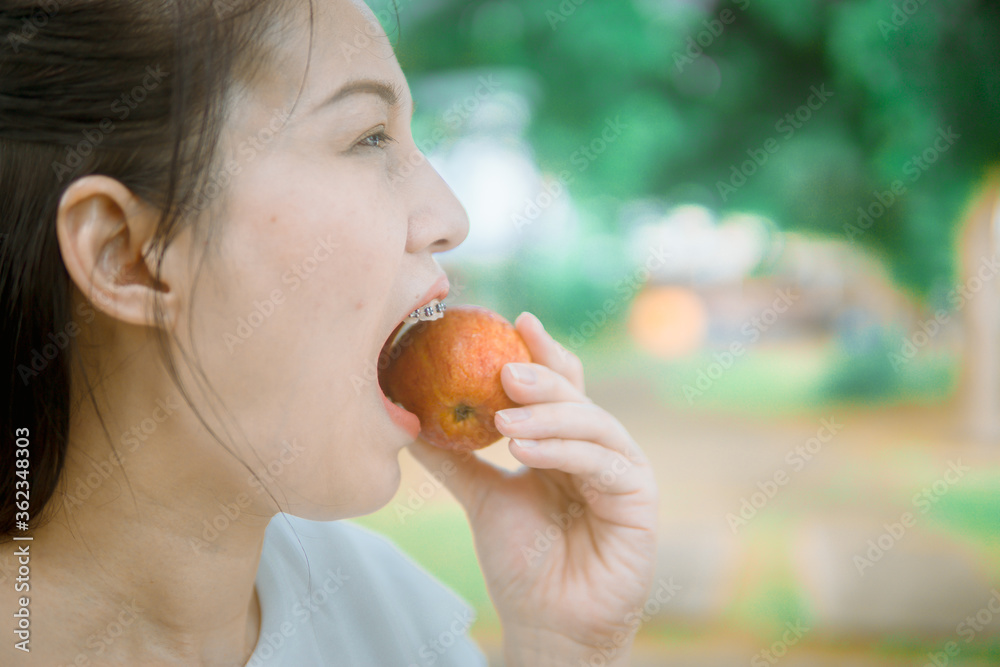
[390,376,1000,664]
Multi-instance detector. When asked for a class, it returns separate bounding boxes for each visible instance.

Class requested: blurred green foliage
[378,0,1000,298]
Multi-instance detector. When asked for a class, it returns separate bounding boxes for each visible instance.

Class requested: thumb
[406,438,504,514]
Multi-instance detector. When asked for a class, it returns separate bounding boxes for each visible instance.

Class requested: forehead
[315,0,397,64]
[238,0,404,120]
[299,0,402,104]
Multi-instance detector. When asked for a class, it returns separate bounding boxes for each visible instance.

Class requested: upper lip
[385,273,450,343]
[408,274,450,322]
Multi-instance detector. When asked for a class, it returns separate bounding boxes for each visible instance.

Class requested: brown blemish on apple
[453,404,474,421]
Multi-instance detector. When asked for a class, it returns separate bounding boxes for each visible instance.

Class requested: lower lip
[380,390,421,440]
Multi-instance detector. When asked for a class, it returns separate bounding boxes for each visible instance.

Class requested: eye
[357,127,397,150]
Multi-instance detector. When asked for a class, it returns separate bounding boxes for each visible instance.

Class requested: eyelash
[358,128,397,150]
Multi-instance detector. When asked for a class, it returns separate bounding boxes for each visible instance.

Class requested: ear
[56,175,179,329]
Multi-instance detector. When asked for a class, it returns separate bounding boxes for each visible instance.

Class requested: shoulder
[261,513,451,597]
[254,514,487,666]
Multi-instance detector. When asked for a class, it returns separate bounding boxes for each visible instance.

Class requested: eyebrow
[312,78,404,114]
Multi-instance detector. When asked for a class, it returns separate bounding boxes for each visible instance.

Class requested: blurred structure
[956,170,1000,442]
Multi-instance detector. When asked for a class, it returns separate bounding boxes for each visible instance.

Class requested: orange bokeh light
[628,285,708,359]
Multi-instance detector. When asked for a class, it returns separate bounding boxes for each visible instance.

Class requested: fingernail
[508,363,536,384]
[513,438,538,448]
[496,408,530,425]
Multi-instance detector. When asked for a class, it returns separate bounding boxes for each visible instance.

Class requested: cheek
[177,156,406,434]
[233,154,402,303]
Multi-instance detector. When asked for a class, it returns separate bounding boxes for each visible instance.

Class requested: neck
[21,408,273,665]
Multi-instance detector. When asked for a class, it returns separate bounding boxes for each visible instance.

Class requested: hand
[407,312,659,666]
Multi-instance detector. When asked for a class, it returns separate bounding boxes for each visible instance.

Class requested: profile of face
[59,0,469,524]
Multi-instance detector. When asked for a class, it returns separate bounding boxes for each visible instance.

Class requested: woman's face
[171,0,468,518]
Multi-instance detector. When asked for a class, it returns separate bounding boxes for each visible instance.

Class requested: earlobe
[56,175,176,330]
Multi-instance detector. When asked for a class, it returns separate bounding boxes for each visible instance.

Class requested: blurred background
[355,1,1000,664]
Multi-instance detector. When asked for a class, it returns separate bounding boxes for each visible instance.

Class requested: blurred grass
[929,486,1000,544]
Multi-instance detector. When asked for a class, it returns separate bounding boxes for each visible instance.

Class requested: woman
[0,0,658,664]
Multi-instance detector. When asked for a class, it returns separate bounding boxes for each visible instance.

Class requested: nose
[401,151,470,255]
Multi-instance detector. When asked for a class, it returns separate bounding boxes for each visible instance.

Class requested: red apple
[378,305,532,451]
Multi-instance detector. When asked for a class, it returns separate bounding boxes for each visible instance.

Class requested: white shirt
[245,514,489,667]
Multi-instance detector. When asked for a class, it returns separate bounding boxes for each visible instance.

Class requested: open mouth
[375,298,447,438]
[376,325,420,437]
[377,297,447,396]
[377,320,408,400]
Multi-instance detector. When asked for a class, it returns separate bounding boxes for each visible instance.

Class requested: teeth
[407,298,446,322]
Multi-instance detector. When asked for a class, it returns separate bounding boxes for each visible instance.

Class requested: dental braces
[407,299,446,322]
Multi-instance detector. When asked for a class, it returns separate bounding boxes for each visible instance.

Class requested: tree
[384,0,1000,298]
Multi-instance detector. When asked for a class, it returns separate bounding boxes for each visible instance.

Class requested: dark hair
[0,0,314,539]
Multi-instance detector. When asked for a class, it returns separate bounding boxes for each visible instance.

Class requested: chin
[284,455,402,521]
[349,455,403,517]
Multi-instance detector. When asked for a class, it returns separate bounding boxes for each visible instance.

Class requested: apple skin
[378,305,532,452]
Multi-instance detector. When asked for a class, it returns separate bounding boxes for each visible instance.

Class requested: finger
[500,361,591,407]
[506,437,644,497]
[514,312,585,393]
[495,401,643,462]
[406,438,504,515]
